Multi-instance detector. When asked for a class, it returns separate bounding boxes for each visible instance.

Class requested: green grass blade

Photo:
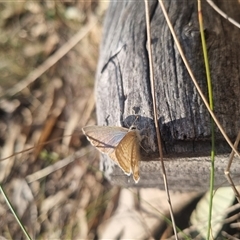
[0,185,32,240]
[198,1,215,239]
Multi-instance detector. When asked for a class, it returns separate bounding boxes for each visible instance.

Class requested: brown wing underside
[114,131,140,183]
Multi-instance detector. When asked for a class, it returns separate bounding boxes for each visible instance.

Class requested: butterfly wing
[114,130,140,182]
[130,132,140,183]
[83,125,141,183]
[82,126,128,154]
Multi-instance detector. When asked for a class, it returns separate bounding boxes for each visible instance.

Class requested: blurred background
[0,1,119,239]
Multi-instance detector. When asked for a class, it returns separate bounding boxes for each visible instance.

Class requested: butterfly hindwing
[114,129,140,182]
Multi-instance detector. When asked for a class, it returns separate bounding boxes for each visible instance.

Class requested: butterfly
[82,125,141,183]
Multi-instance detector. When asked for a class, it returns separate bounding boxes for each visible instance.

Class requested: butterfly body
[82,125,140,183]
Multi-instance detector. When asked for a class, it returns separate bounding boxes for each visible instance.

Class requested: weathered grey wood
[95,0,240,190]
[101,154,240,191]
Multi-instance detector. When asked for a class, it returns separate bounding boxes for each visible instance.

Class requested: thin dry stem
[144,1,179,239]
[206,0,240,29]
[226,131,240,171]
[0,135,73,162]
[225,131,240,203]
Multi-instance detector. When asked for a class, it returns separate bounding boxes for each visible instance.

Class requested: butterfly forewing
[82,126,128,154]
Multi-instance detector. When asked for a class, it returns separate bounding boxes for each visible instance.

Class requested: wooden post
[95,0,240,191]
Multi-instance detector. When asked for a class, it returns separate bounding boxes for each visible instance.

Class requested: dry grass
[0,1,121,239]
